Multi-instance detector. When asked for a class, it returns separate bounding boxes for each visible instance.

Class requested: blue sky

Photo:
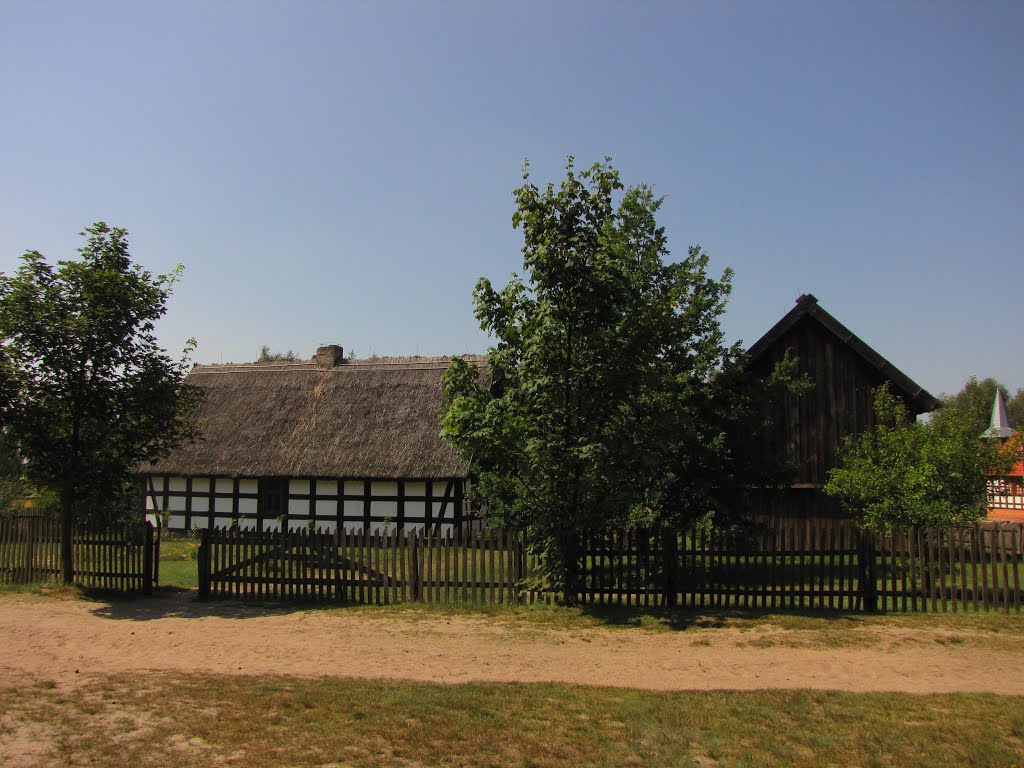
[1,1,1021,398]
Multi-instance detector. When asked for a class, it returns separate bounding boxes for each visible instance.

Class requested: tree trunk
[60,478,74,585]
[560,533,579,606]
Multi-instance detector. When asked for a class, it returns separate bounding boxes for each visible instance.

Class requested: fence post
[562,534,579,606]
[142,522,154,596]
[197,528,211,600]
[661,527,678,607]
[859,528,877,613]
[410,532,421,602]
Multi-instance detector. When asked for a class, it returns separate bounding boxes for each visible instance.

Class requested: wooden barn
[748,294,940,519]
[140,345,479,534]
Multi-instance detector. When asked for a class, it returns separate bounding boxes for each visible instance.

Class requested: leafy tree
[935,377,1023,434]
[257,345,298,362]
[0,430,27,515]
[823,384,1012,531]
[1009,388,1024,430]
[0,223,202,582]
[442,158,799,599]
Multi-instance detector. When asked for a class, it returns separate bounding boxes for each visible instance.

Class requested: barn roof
[748,294,940,415]
[142,354,482,480]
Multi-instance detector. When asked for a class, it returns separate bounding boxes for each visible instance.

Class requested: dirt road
[1,591,1021,694]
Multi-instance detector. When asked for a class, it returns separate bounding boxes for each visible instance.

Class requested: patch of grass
[157,534,200,588]
[1,672,1022,767]
[0,580,85,601]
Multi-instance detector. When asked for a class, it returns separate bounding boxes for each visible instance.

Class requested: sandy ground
[0,590,1022,695]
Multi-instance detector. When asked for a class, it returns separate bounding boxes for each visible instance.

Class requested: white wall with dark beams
[143,475,467,533]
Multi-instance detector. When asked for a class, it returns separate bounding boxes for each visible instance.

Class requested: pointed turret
[981,388,1015,440]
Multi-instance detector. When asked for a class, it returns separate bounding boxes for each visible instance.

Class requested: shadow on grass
[576,603,866,630]
[85,587,419,621]
[85,587,873,627]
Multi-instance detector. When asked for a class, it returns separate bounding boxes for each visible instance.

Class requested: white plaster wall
[372,481,398,496]
[239,479,258,494]
[169,477,187,492]
[315,499,337,516]
[317,480,338,496]
[290,479,310,495]
[215,478,234,493]
[370,500,398,518]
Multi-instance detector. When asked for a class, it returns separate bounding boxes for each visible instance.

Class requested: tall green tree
[442,158,797,598]
[823,384,1011,531]
[1011,389,1024,429]
[935,376,1023,434]
[0,223,202,582]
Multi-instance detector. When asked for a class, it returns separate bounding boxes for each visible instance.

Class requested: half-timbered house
[747,294,941,519]
[140,346,479,533]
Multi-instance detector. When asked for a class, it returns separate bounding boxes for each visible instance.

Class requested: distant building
[140,346,479,533]
[983,389,1024,521]
[747,294,940,519]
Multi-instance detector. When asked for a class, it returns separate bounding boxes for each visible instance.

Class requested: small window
[260,477,288,518]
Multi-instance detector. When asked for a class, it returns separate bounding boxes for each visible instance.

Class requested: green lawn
[2,672,1022,767]
[156,534,199,588]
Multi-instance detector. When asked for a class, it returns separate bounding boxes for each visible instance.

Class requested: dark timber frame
[143,474,466,532]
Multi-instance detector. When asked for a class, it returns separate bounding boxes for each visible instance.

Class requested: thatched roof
[143,355,482,479]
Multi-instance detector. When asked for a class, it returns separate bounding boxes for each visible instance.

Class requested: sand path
[1,591,1021,694]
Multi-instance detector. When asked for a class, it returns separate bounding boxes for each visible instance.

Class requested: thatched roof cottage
[141,346,480,533]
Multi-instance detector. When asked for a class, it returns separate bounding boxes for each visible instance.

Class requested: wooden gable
[749,294,939,487]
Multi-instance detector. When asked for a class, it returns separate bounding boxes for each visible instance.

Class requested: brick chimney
[313,344,344,369]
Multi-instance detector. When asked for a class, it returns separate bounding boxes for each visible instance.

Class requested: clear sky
[1,1,1021,399]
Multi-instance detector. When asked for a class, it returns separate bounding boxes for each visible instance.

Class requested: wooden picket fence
[0,515,159,593]
[198,520,1022,613]
[580,521,1022,613]
[199,526,528,605]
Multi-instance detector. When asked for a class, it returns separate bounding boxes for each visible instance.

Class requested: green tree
[935,377,1023,434]
[823,384,1011,531]
[0,429,27,515]
[1008,388,1024,430]
[0,223,202,582]
[442,158,798,599]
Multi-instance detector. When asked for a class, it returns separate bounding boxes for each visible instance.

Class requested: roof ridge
[748,294,940,414]
[192,354,484,373]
